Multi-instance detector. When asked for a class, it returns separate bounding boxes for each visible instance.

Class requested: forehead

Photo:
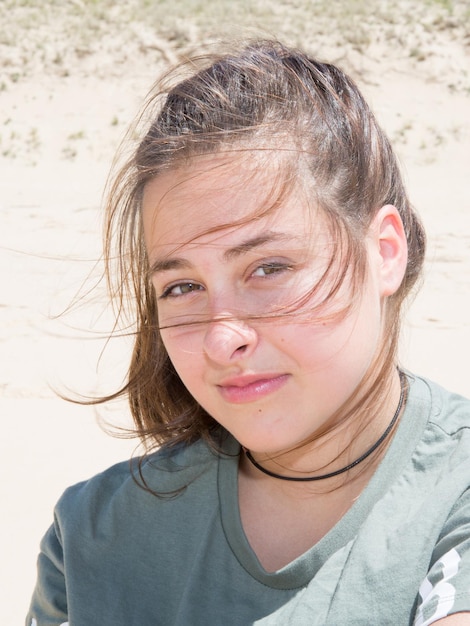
[141,152,316,254]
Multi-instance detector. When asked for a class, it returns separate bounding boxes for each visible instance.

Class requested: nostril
[235,344,248,353]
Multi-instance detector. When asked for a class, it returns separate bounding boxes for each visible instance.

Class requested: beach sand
[2,1,469,622]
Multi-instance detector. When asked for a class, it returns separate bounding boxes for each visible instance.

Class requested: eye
[251,262,292,278]
[160,282,204,299]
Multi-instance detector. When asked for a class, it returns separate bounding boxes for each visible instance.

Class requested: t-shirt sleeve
[25,515,68,626]
[414,489,470,626]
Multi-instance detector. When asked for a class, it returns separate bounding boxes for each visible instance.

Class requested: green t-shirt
[27,374,470,625]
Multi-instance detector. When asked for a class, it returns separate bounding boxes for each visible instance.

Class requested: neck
[242,369,406,488]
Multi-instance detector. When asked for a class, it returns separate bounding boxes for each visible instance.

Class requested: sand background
[1,1,469,623]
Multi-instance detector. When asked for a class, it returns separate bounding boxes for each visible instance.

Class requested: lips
[217,373,289,404]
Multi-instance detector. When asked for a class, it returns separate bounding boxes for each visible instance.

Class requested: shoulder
[380,374,470,516]
[408,373,470,438]
[396,376,470,549]
[54,438,225,537]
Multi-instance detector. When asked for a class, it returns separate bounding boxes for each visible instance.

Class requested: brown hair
[101,40,426,455]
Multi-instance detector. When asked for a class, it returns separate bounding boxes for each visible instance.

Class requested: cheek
[327,301,382,377]
[160,328,205,379]
[283,302,381,376]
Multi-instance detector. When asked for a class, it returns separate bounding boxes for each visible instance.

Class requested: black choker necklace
[244,372,407,482]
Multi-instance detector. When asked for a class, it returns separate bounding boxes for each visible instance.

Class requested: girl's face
[142,154,399,457]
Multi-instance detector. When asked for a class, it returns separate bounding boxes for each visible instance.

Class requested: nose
[203,316,258,364]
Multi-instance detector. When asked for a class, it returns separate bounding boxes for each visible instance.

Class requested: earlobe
[371,205,408,297]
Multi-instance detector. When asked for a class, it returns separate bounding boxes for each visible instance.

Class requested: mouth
[217,373,289,404]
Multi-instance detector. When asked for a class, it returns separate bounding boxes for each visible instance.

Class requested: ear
[369,205,408,297]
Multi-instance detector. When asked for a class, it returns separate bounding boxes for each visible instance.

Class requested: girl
[27,41,470,625]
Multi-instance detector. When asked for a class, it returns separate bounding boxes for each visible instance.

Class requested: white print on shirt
[414,548,461,626]
[31,617,69,626]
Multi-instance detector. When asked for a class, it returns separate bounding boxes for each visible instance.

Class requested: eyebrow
[223,233,288,260]
[149,232,290,275]
[150,257,192,274]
